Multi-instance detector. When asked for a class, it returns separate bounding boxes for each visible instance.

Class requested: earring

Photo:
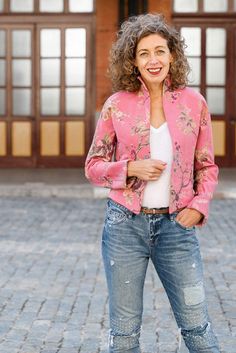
[133,66,139,75]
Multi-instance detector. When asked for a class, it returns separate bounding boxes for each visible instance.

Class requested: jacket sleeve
[85,98,136,189]
[187,98,219,225]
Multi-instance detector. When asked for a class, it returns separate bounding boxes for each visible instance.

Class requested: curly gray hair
[108,13,190,92]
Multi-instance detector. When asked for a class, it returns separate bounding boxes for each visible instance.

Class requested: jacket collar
[138,76,171,98]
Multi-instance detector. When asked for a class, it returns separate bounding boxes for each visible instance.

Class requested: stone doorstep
[0,183,235,200]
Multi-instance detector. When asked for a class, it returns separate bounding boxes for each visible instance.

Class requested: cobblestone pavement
[0,197,235,353]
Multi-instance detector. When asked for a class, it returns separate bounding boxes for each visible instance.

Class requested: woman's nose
[149,55,159,64]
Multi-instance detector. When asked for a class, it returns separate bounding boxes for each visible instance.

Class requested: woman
[85,13,220,353]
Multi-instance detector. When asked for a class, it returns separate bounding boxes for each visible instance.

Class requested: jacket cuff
[108,159,135,189]
[187,196,210,226]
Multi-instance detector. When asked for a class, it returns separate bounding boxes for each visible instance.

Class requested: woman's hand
[127,159,167,181]
[175,208,203,228]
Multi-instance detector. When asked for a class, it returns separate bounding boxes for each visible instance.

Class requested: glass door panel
[41,88,60,115]
[65,28,86,56]
[66,87,85,115]
[65,58,86,86]
[41,59,60,86]
[40,29,61,57]
[206,88,225,114]
[0,59,6,85]
[206,28,226,56]
[0,89,5,115]
[12,59,32,86]
[0,30,6,55]
[12,30,31,56]
[10,0,34,12]
[11,29,33,117]
[13,89,31,115]
[206,58,226,85]
[181,27,201,90]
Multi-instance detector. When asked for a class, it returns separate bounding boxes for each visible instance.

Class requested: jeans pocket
[174,220,195,231]
[170,212,195,231]
[106,200,131,226]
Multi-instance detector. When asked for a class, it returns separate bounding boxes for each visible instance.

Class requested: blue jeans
[102,199,220,353]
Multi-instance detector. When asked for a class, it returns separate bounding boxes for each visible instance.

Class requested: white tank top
[141,122,173,208]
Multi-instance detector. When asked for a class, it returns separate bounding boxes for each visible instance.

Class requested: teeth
[148,68,161,73]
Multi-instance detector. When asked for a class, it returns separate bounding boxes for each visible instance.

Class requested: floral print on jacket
[85,81,218,225]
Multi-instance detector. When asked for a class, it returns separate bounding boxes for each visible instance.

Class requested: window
[1,0,94,13]
[203,0,227,12]
[174,0,198,13]
[69,0,93,12]
[10,0,34,12]
[39,0,64,13]
[174,0,235,13]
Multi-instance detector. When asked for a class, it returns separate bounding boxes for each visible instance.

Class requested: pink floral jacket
[85,81,218,224]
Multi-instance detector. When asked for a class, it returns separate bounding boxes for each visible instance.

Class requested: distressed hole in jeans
[183,282,205,306]
[108,326,141,350]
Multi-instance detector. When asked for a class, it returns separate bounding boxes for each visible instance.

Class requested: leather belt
[140,207,169,215]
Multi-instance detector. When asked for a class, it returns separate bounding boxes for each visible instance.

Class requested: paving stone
[0,197,235,352]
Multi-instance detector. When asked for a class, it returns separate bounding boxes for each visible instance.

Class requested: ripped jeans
[102,199,220,353]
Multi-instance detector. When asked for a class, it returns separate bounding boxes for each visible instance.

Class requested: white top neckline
[150,121,167,133]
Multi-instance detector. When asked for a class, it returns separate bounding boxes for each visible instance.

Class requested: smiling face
[135,33,173,91]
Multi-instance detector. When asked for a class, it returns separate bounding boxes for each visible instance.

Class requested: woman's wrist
[127,161,137,177]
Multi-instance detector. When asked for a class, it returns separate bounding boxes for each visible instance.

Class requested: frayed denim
[102,199,220,353]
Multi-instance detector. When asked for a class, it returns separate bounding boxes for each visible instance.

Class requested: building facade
[0,0,235,168]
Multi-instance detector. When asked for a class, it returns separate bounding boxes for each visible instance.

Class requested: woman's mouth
[147,68,162,75]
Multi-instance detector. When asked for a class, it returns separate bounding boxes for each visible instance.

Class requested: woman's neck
[146,82,163,100]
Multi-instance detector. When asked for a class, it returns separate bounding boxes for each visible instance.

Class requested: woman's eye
[140,52,148,57]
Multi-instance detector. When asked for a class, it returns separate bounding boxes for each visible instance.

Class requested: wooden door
[36,23,92,167]
[174,22,236,167]
[0,15,94,168]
